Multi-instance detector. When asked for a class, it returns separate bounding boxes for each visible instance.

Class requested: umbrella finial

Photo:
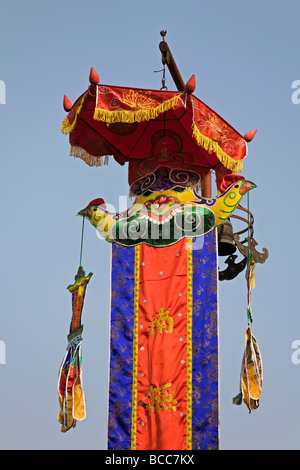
[89,67,100,85]
[160,30,167,40]
[63,95,73,112]
[185,75,196,94]
[244,129,257,142]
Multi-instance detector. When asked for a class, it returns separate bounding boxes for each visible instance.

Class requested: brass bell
[217,218,236,256]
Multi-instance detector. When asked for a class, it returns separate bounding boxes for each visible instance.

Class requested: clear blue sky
[0,0,299,450]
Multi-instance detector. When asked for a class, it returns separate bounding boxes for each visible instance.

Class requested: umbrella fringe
[192,123,244,173]
[69,145,109,167]
[61,95,86,135]
[93,93,183,124]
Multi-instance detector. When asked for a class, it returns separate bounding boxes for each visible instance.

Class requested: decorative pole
[58,32,268,450]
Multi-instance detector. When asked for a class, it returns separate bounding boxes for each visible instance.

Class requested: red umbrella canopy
[62,70,256,193]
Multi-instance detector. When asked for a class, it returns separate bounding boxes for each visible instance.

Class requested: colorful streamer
[58,266,92,432]
[233,193,263,412]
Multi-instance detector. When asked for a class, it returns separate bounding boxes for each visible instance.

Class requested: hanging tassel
[233,191,262,412]
[58,333,84,432]
[233,325,263,412]
[57,266,92,432]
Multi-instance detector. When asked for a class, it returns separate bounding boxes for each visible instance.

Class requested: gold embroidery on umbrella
[122,90,157,110]
[144,383,177,414]
[149,308,173,337]
[204,112,230,144]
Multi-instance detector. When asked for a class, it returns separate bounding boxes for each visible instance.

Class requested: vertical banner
[107,231,218,450]
[107,244,135,450]
[191,232,219,450]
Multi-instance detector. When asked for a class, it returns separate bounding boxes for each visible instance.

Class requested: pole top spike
[89,67,100,84]
[244,129,257,142]
[63,95,72,112]
[185,75,196,94]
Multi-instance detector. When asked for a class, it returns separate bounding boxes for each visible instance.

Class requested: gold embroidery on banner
[131,245,140,450]
[186,239,193,450]
[149,308,173,337]
[144,383,177,414]
[122,89,157,110]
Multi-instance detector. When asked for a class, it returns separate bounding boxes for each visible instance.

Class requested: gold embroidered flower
[122,89,157,110]
[206,113,229,143]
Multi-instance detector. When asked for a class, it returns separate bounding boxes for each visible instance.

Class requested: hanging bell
[217,218,237,256]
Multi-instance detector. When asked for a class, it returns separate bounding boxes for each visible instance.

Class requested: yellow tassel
[61,95,86,135]
[93,93,183,124]
[191,123,244,173]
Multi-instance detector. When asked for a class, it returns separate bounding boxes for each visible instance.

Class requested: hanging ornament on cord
[57,217,93,431]
[233,192,263,413]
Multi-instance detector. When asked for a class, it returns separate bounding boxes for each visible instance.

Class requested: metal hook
[153,67,168,90]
